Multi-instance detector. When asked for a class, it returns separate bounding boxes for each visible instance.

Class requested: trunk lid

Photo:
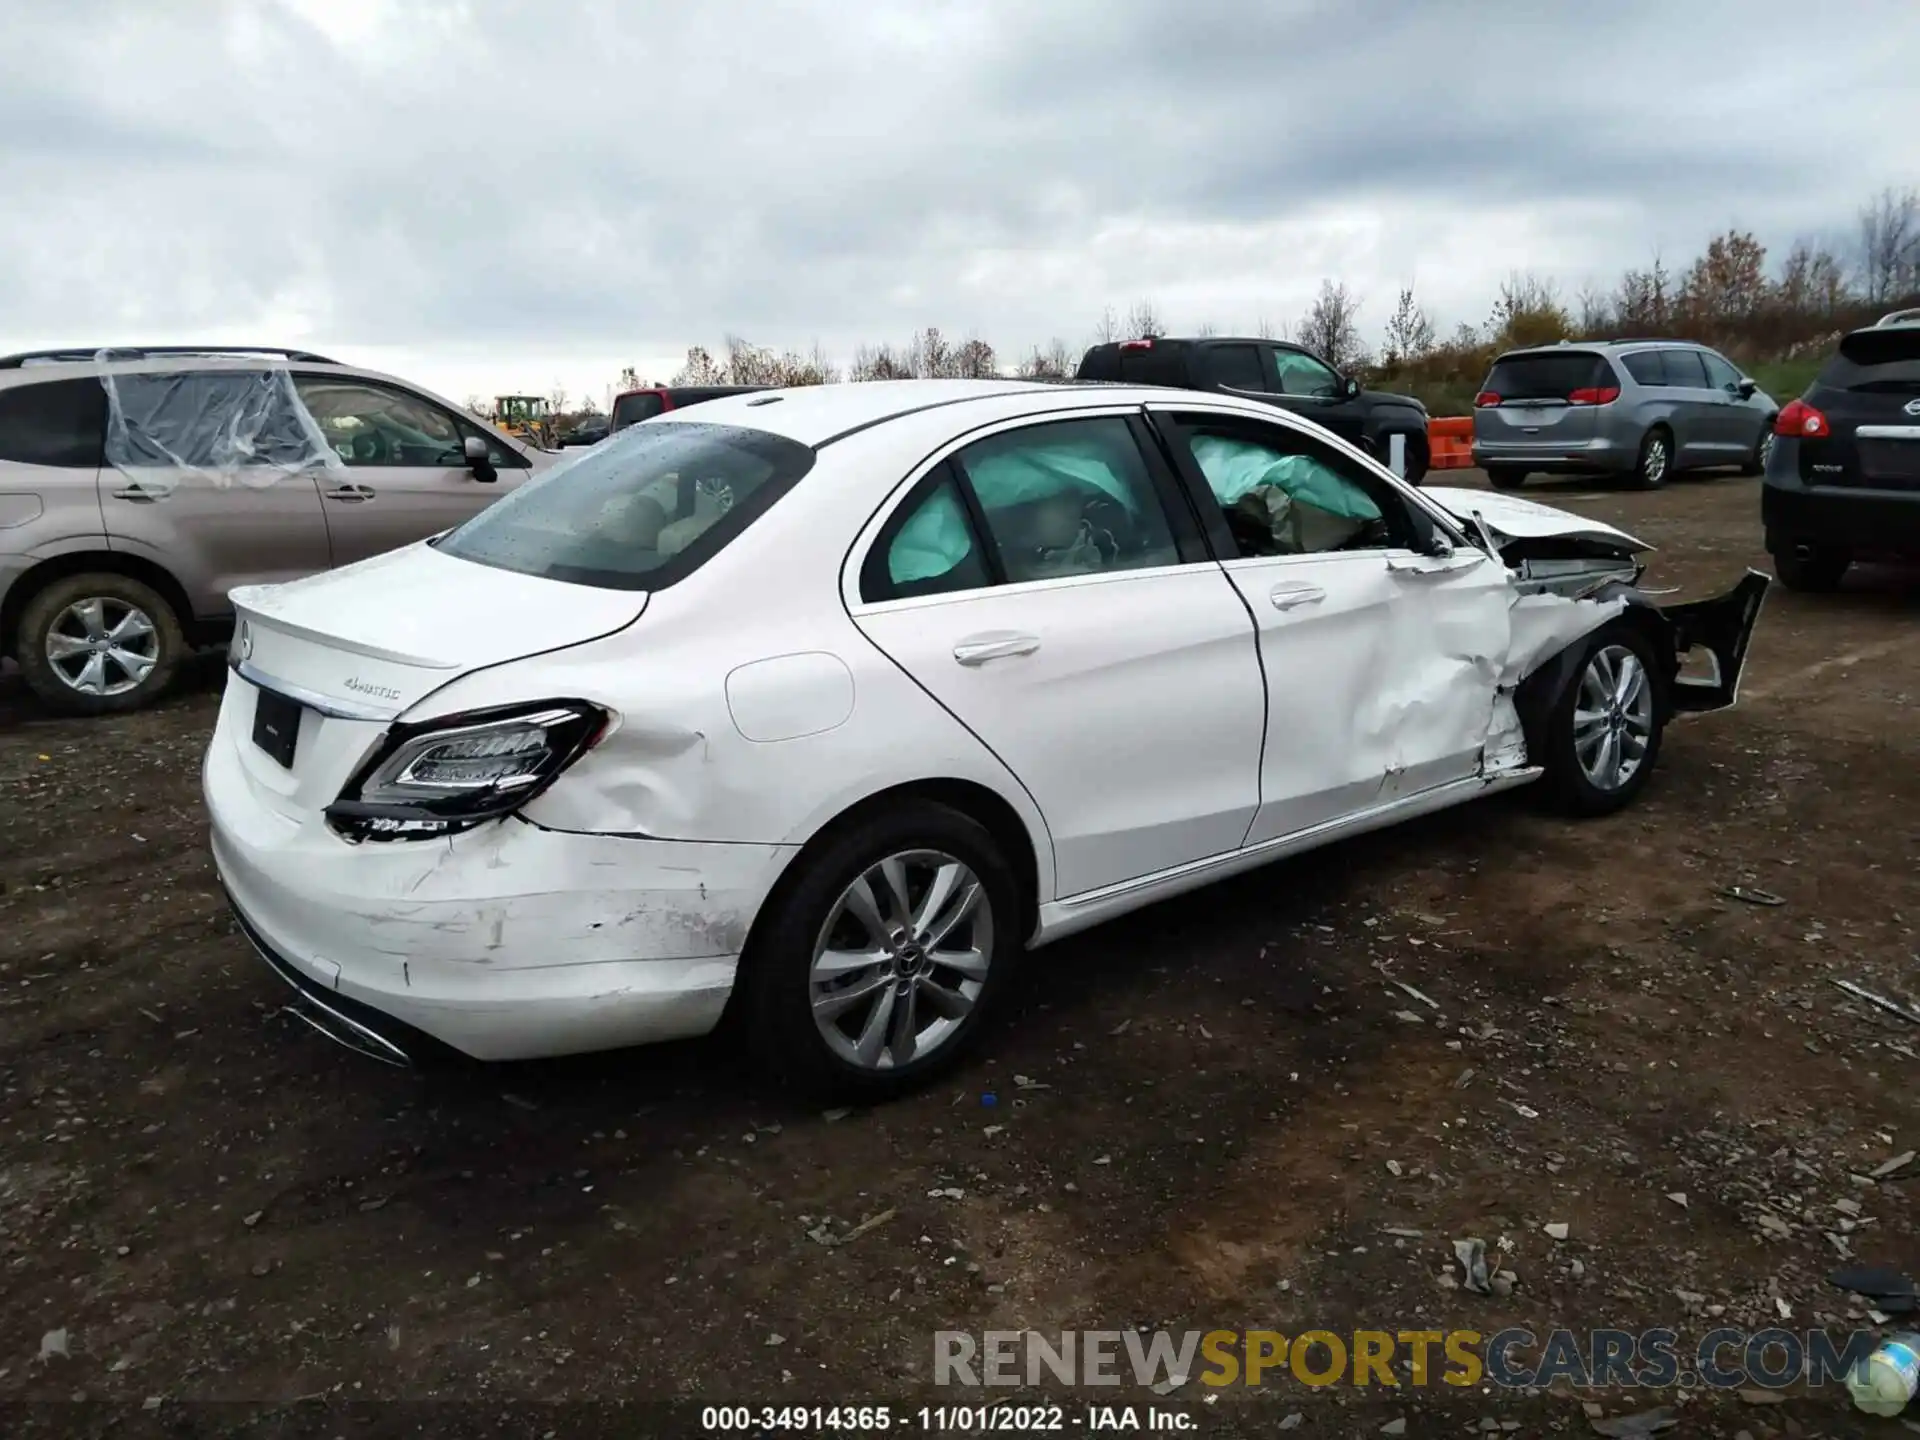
[1473,350,1614,445]
[230,541,647,719]
[1800,326,1920,491]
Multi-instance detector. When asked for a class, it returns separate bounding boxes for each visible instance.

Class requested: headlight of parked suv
[326,700,610,842]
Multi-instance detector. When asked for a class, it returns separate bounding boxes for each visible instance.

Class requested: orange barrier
[1427,415,1475,471]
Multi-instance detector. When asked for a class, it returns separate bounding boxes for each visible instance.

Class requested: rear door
[1657,348,1717,463]
[96,368,332,622]
[294,376,531,566]
[1475,350,1608,447]
[848,410,1267,899]
[1146,404,1512,843]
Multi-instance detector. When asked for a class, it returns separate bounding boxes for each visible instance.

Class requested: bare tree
[1254,315,1280,341]
[1575,282,1612,337]
[1295,279,1366,368]
[1123,299,1165,339]
[848,343,914,381]
[952,336,998,379]
[464,393,488,418]
[1092,306,1122,345]
[672,345,727,386]
[1858,187,1920,305]
[549,384,569,417]
[1613,252,1674,335]
[616,366,642,393]
[1380,286,1435,369]
[1017,338,1076,380]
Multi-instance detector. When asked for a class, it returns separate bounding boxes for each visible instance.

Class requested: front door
[293,376,530,567]
[1147,405,1512,847]
[848,412,1267,899]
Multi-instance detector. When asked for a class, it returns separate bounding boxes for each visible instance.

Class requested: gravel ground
[1,469,1916,1439]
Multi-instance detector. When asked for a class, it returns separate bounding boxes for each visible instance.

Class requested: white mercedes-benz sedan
[205,380,1768,1097]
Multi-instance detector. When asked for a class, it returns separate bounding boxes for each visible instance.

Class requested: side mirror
[463,434,499,483]
[1343,376,1361,399]
[1736,378,1757,400]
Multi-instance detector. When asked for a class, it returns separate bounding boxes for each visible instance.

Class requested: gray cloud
[1,0,1915,391]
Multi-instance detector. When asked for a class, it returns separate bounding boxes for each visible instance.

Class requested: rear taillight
[1567,386,1621,406]
[1474,391,1501,408]
[1119,338,1154,351]
[1776,399,1829,437]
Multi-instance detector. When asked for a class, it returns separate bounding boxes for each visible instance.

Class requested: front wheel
[1539,621,1668,817]
[16,572,185,716]
[740,800,1020,1101]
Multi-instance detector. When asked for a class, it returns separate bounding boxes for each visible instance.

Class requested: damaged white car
[204,381,1768,1097]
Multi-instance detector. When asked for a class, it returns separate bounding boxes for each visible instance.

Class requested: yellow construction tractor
[492,395,556,450]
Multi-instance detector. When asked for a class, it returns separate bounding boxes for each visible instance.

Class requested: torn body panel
[206,720,793,1060]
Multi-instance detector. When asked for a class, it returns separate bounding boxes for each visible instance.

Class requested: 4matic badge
[342,677,402,700]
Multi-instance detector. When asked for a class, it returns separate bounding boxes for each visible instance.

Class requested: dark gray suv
[1473,340,1777,491]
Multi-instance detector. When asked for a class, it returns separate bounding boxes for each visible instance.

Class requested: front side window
[1700,352,1743,392]
[0,378,106,467]
[952,417,1181,584]
[295,379,464,467]
[1174,419,1405,558]
[1268,347,1342,398]
[436,421,815,590]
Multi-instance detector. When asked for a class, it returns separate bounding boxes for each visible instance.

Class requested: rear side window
[1661,349,1709,387]
[1620,352,1666,385]
[610,392,665,430]
[1207,345,1265,391]
[1482,351,1611,401]
[435,421,814,590]
[0,378,107,467]
[862,470,992,602]
[1823,328,1920,392]
[1109,344,1194,388]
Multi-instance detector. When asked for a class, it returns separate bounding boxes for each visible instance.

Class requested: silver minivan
[1472,340,1777,491]
[0,346,554,715]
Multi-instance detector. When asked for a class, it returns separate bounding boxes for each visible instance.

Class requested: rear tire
[1740,424,1777,477]
[740,799,1021,1102]
[1771,544,1850,593]
[1625,428,1672,491]
[16,572,185,716]
[1486,467,1528,491]
[1538,620,1668,818]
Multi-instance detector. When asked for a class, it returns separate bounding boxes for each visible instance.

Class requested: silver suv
[0,346,553,715]
[1472,340,1777,492]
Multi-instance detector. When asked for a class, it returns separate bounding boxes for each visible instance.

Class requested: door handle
[110,484,159,503]
[325,484,375,503]
[1268,582,1326,611]
[953,632,1041,666]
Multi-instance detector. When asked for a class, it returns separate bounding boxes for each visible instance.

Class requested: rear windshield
[1823,328,1920,392]
[435,421,815,590]
[610,391,665,430]
[1482,351,1611,401]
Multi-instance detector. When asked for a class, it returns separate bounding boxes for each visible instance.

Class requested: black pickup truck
[1077,336,1432,484]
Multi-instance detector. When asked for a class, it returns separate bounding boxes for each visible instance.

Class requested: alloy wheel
[44,597,160,697]
[1573,644,1655,792]
[1642,437,1668,485]
[809,849,994,1072]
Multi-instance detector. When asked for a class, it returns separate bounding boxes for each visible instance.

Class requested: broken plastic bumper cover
[225,887,421,1067]
[1659,569,1771,713]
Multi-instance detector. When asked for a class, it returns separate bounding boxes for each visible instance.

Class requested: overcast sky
[3,0,1916,407]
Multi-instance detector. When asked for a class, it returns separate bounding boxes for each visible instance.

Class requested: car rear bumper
[1471,436,1628,471]
[1762,473,1920,558]
[204,726,796,1063]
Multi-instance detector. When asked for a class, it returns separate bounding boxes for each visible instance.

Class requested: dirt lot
[2,469,1916,1438]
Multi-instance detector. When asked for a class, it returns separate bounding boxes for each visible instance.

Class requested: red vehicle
[608,385,769,433]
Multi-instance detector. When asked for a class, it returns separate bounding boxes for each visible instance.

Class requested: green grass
[1746,356,1823,403]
